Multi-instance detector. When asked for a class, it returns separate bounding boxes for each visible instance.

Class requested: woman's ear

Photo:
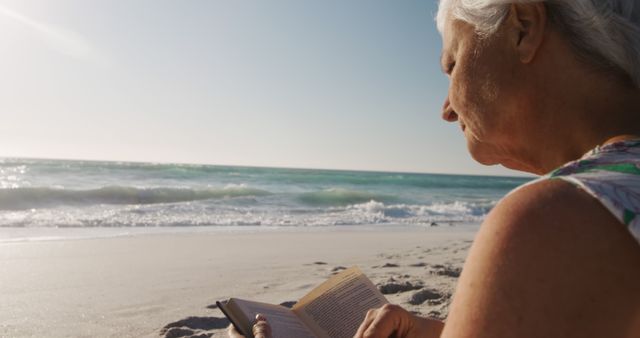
[505,3,547,64]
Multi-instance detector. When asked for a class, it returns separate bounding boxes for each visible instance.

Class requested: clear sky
[0,0,525,176]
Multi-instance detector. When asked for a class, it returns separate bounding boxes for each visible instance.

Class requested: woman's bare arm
[441,179,640,338]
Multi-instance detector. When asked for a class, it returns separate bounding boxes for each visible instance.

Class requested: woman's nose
[441,96,458,122]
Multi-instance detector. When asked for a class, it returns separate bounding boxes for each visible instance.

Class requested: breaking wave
[0,199,494,227]
[298,188,398,206]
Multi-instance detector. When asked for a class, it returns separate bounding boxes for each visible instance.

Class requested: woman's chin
[467,142,501,166]
[471,154,500,166]
[468,143,540,174]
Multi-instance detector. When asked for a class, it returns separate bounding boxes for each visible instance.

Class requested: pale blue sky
[0,0,523,176]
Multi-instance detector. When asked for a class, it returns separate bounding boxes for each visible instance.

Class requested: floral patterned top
[540,139,640,245]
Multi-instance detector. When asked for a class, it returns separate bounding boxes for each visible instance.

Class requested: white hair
[436,0,640,87]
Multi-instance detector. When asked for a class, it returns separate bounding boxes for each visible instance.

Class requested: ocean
[0,158,530,229]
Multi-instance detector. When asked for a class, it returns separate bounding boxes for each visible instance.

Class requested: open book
[217,266,388,338]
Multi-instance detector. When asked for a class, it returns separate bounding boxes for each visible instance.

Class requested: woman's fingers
[227,323,245,338]
[364,305,406,337]
[226,314,271,338]
[252,314,272,338]
[354,304,446,338]
[354,304,410,338]
[354,308,379,337]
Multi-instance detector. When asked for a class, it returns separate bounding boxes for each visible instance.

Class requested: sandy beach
[0,225,477,337]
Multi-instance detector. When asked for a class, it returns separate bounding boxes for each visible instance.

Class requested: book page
[292,267,388,338]
[228,298,317,338]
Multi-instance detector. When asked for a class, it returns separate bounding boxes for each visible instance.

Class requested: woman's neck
[536,63,640,173]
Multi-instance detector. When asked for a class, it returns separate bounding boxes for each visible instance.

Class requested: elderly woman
[232,0,640,337]
[355,0,640,337]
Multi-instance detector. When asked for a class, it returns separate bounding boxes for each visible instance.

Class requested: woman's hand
[354,304,444,338]
[227,314,272,338]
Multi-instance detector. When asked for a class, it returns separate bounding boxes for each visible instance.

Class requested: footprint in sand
[377,281,423,294]
[381,262,399,268]
[330,266,348,275]
[429,265,462,278]
[160,316,230,338]
[408,289,449,305]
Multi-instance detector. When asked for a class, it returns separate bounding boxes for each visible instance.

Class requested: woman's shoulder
[487,177,625,246]
[491,176,639,252]
[497,178,610,228]
[504,139,640,245]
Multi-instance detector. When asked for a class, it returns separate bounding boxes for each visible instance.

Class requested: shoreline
[0,225,478,337]
[0,222,480,243]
